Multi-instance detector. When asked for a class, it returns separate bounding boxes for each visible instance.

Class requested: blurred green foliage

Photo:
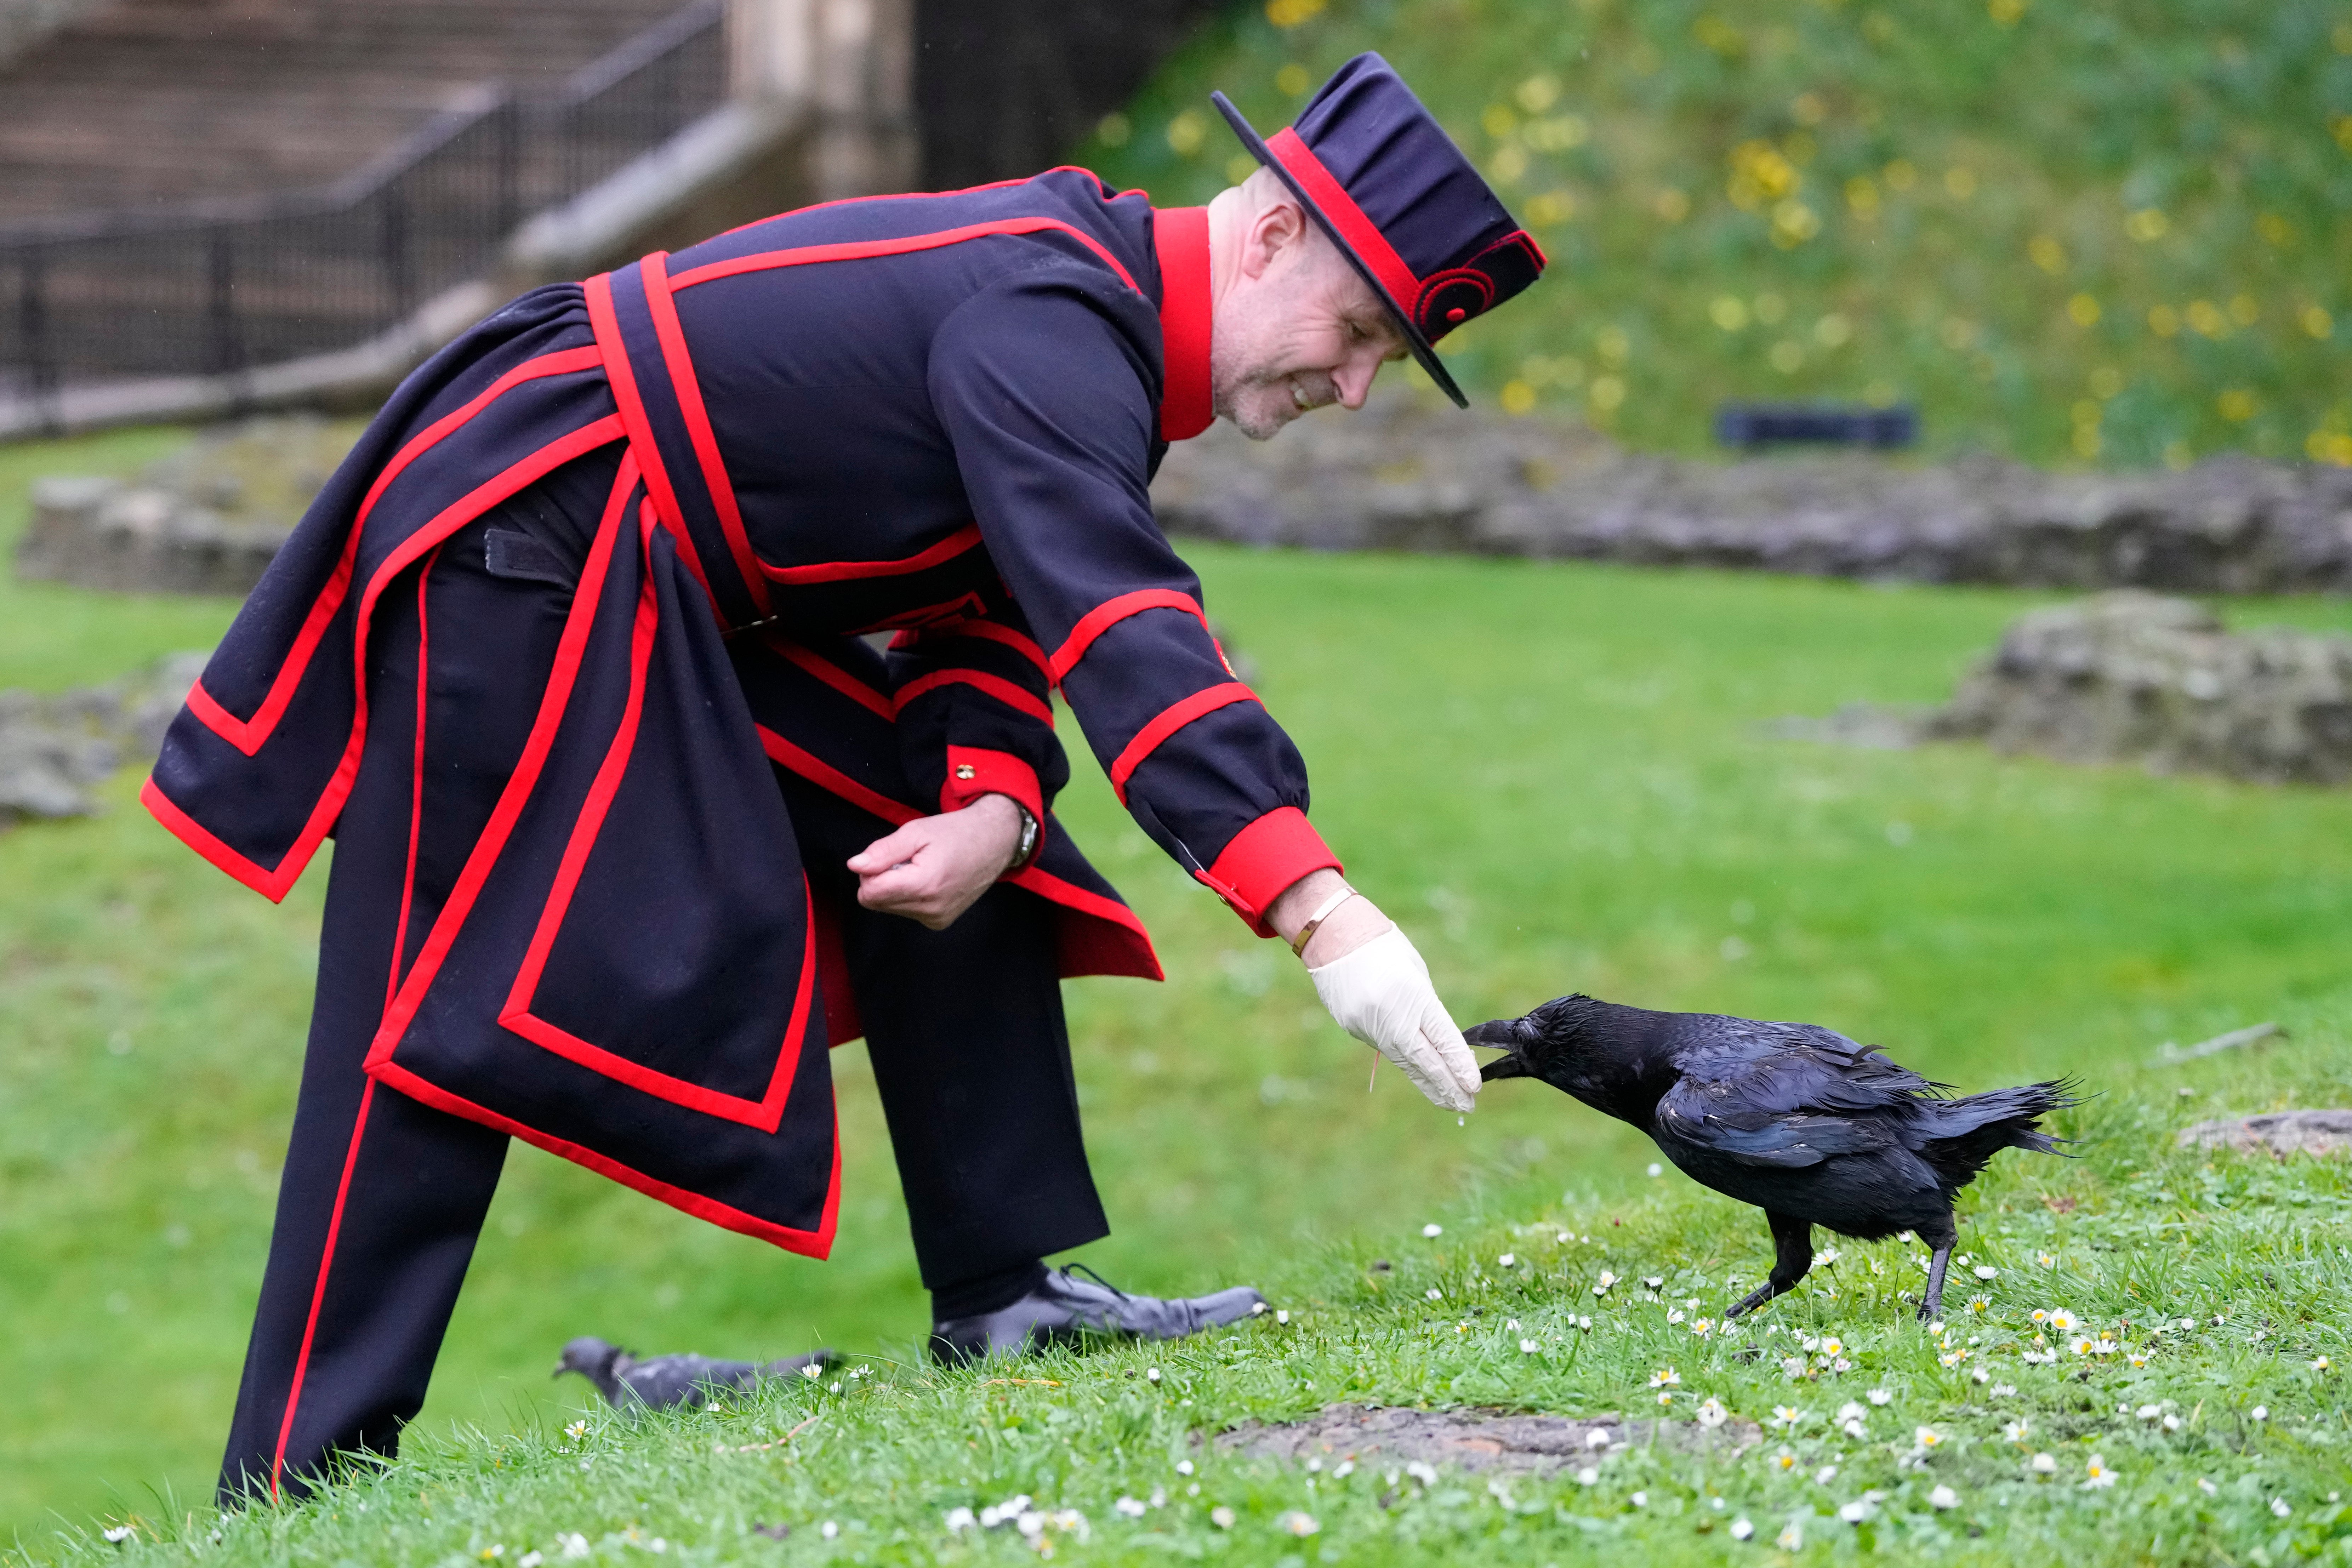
[1080,0,2352,468]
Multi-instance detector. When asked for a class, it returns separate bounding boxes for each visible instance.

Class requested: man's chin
[1220,391,1305,443]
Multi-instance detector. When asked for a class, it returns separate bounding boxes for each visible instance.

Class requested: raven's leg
[1725,1211,1813,1319]
[1917,1215,1959,1322]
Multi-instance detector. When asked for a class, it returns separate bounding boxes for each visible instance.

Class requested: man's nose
[1333,354,1382,409]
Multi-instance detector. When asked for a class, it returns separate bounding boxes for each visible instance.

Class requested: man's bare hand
[847,794,1024,929]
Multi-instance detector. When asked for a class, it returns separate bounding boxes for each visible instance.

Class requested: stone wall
[0,651,206,824]
[1151,397,2352,594]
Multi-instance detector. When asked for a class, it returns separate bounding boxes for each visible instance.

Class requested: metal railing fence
[0,0,724,401]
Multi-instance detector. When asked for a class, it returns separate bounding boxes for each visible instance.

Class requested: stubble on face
[1208,232,1391,442]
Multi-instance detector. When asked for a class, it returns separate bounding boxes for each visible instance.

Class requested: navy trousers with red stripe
[220,458,1109,1504]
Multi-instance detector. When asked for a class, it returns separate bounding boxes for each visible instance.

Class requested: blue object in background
[1715,402,1918,450]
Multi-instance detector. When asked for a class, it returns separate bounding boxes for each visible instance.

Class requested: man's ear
[1239,193,1309,281]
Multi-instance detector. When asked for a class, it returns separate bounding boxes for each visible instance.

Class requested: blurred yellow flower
[1096,113,1132,148]
[1883,159,1918,192]
[1846,176,1880,214]
[2309,431,2352,466]
[2336,20,2352,52]
[1165,110,1207,156]
[1769,339,1805,373]
[1791,92,1828,126]
[2228,294,2260,326]
[1653,187,1691,222]
[2067,293,2101,326]
[2216,389,2257,422]
[1524,115,1591,153]
[2148,304,2181,337]
[2333,115,2352,154]
[2089,366,2124,398]
[1814,313,1852,347]
[1275,63,1311,96]
[1500,380,1538,415]
[1710,296,1750,331]
[1693,14,1746,56]
[1483,104,1519,140]
[2071,399,2101,427]
[1771,199,1821,246]
[1988,0,2028,24]
[2164,439,2193,469]
[1517,74,1562,114]
[2028,235,2067,274]
[1595,325,1631,366]
[1525,190,1576,226]
[2125,208,2169,242]
[1227,153,1259,185]
[1489,146,1529,183]
[1265,0,1326,27]
[2072,426,2101,459]
[1726,141,1799,211]
[2255,211,2293,246]
[2302,304,2336,339]
[1589,375,1627,412]
[2186,299,2228,338]
[1944,167,1978,199]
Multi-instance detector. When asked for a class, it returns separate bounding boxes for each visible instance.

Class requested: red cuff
[942,745,1045,834]
[1193,806,1343,937]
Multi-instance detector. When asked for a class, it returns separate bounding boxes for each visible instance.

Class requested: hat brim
[1209,91,1468,409]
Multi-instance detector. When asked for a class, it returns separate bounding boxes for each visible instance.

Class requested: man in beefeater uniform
[147,54,1545,1502]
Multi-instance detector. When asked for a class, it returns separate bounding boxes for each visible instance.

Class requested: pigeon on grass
[1468,994,2080,1321]
[554,1337,838,1412]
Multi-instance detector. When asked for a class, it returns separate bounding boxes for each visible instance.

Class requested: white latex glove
[1309,926,1482,1113]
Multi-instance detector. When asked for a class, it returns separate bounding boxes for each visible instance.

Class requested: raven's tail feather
[1916,1078,2087,1188]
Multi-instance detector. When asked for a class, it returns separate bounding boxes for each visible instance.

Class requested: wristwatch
[1006,799,1041,872]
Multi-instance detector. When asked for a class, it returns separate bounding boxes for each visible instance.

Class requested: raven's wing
[1653,1019,1940,1169]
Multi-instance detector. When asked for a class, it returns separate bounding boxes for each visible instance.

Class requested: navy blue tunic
[146,170,1342,1253]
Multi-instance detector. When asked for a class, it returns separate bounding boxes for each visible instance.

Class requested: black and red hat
[1212,53,1547,408]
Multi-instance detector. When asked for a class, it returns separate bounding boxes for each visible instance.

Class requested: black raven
[1467,995,2077,1321]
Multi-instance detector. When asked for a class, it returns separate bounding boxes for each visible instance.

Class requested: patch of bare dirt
[1216,1403,1762,1475]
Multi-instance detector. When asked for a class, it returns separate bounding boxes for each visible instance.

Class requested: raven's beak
[1463,1018,1530,1079]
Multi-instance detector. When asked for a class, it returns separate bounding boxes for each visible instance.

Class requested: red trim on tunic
[362,456,641,1067]
[370,1059,842,1258]
[492,510,819,1131]
[180,346,603,759]
[894,667,1054,726]
[387,545,442,1007]
[639,248,773,619]
[1106,681,1259,802]
[898,617,1052,679]
[940,745,1045,828]
[755,725,1162,989]
[583,270,722,616]
[1265,127,1424,315]
[756,634,896,720]
[1195,805,1343,937]
[270,1076,376,1498]
[150,415,628,903]
[1048,588,1211,683]
[759,523,984,585]
[667,218,1140,296]
[1152,206,1213,441]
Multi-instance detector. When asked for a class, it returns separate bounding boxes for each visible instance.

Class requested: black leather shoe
[928,1264,1265,1363]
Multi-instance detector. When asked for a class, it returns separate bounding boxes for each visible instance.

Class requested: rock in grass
[2178,1109,2352,1158]
[0,652,207,826]
[1778,592,2352,786]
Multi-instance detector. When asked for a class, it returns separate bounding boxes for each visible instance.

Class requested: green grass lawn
[4,431,2351,1554]
[1081,0,2352,469]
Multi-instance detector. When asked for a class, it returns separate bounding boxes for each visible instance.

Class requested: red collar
[1152,206,1213,442]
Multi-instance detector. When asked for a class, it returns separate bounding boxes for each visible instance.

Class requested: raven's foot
[1917,1244,1953,1322]
[1724,1282,1782,1319]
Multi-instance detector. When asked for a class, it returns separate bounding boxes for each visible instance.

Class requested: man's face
[1210,205,1409,441]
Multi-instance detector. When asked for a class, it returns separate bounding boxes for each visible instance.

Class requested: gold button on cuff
[953,763,977,780]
